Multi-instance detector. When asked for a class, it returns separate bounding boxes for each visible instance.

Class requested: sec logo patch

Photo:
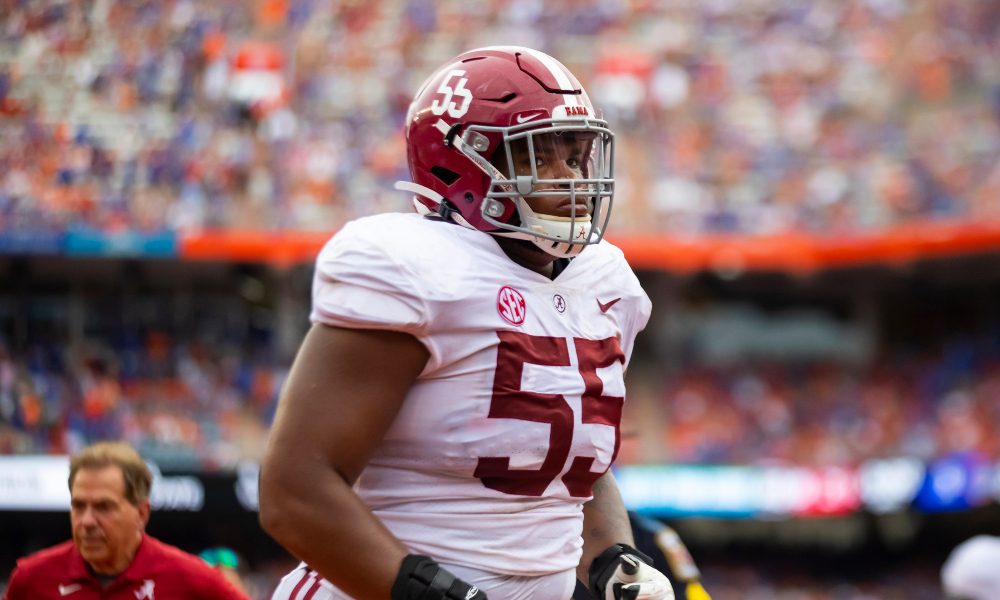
[497,286,526,325]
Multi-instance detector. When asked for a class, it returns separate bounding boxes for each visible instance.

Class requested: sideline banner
[0,455,215,512]
[63,228,177,257]
[616,455,999,518]
[3,455,996,517]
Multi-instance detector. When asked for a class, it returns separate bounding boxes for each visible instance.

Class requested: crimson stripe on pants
[301,578,323,600]
[288,567,313,600]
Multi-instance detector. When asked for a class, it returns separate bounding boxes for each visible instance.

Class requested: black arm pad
[391,554,488,600]
[588,543,655,598]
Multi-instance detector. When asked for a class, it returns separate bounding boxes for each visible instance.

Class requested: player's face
[70,466,149,575]
[506,131,596,218]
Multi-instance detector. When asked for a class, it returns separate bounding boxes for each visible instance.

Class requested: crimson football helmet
[397,46,615,258]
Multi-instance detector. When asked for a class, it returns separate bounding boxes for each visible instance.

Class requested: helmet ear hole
[491,92,517,103]
[431,166,460,186]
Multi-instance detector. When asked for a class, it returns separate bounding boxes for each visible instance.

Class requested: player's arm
[578,471,634,584]
[258,323,428,599]
[579,472,674,600]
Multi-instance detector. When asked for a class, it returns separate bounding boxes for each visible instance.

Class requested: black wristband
[588,543,654,598]
[391,554,487,600]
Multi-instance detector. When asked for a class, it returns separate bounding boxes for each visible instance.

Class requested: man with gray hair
[3,441,248,600]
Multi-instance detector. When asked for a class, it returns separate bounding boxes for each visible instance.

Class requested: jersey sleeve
[600,244,652,370]
[592,241,653,368]
[622,279,652,369]
[310,220,429,336]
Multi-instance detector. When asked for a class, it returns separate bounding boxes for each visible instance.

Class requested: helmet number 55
[430,70,473,119]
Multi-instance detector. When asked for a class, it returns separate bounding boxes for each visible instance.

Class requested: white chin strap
[491,207,595,258]
[528,230,589,257]
[518,202,593,258]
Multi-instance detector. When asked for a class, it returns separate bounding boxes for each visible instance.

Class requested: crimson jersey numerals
[474,331,625,498]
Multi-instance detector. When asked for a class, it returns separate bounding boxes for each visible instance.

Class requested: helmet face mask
[402,46,615,258]
[480,124,613,257]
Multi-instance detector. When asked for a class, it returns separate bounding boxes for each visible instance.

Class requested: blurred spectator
[200,546,250,596]
[941,535,1000,600]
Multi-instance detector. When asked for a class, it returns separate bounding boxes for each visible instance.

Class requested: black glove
[589,544,674,600]
[391,554,488,600]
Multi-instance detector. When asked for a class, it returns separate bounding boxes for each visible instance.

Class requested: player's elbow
[257,463,303,544]
[257,492,284,542]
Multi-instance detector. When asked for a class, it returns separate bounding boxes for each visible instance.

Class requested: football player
[260,46,671,600]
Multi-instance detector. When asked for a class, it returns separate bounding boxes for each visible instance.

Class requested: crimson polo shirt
[3,535,249,600]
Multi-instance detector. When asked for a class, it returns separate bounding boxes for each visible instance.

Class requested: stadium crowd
[0,333,278,469]
[634,347,1000,466]
[3,323,999,470]
[1,0,998,237]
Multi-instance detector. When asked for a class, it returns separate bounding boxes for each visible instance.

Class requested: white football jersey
[309,212,651,577]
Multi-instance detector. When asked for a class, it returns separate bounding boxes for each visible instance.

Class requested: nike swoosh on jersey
[515,112,544,123]
[59,583,82,596]
[597,297,621,313]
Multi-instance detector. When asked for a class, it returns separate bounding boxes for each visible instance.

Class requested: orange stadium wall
[177,220,1000,273]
